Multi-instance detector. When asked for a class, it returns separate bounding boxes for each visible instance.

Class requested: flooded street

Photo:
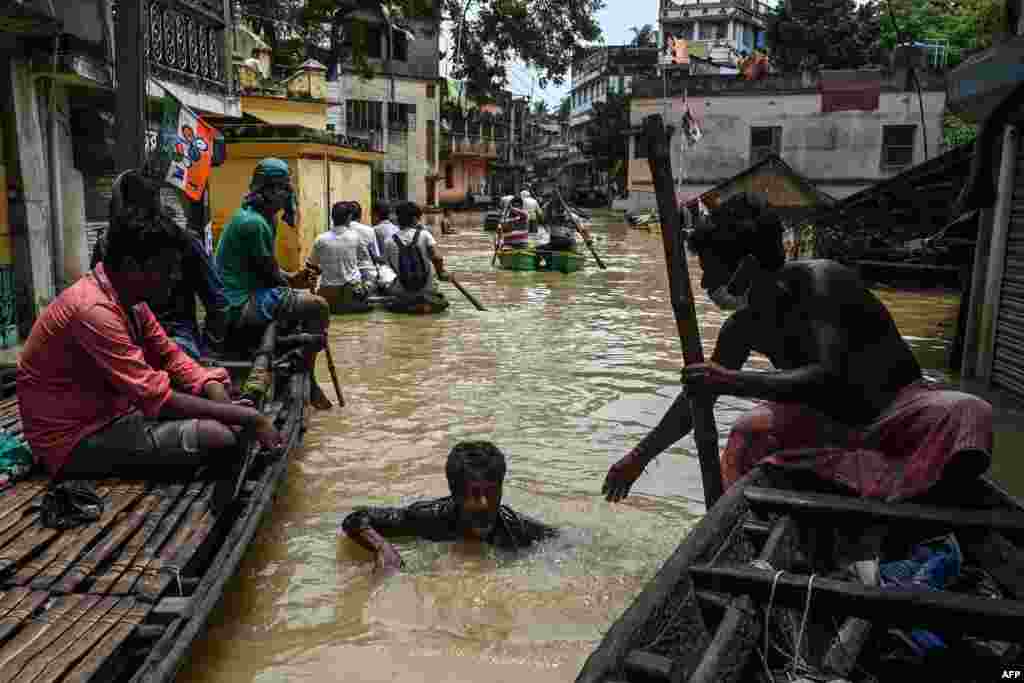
[179,212,970,683]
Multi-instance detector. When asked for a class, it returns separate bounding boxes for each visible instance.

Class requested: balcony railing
[143,0,231,97]
[441,133,499,159]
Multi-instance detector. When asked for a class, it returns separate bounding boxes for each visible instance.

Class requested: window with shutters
[445,163,454,188]
[426,120,435,165]
[388,102,416,131]
[750,126,782,164]
[427,83,436,98]
[882,125,916,169]
[346,100,383,133]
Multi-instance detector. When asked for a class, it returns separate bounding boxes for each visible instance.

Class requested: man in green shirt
[215,158,333,409]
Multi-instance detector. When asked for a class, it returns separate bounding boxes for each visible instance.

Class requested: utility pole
[115,0,148,172]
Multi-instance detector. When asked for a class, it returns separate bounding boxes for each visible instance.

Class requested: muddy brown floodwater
[178,212,984,683]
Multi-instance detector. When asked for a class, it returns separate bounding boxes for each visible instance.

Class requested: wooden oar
[447,274,486,311]
[491,206,509,266]
[556,188,606,270]
[304,262,345,407]
[643,113,723,508]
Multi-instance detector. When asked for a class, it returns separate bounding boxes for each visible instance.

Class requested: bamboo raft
[577,465,1024,683]
[0,332,309,682]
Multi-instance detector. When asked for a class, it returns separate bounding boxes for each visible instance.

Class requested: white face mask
[708,284,749,311]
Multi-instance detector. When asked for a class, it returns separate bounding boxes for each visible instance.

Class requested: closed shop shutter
[992,138,1024,400]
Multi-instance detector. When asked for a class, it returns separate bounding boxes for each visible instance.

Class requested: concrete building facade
[326,2,443,207]
[567,46,659,204]
[625,69,947,213]
[659,0,772,67]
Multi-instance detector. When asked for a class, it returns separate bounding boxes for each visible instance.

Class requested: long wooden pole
[643,113,724,508]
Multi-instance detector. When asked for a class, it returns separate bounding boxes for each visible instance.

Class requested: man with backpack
[383,201,450,314]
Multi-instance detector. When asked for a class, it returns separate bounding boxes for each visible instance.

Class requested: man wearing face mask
[215,158,333,409]
[341,441,557,574]
[604,197,993,503]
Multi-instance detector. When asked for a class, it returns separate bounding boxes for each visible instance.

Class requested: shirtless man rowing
[604,198,992,503]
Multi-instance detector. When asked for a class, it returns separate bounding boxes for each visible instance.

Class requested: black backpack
[393,227,428,291]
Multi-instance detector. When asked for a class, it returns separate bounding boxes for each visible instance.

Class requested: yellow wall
[328,160,372,229]
[241,96,328,130]
[209,141,381,273]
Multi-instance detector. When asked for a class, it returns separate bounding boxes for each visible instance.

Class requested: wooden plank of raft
[0,483,45,528]
[0,590,48,642]
[0,587,33,620]
[15,596,120,683]
[688,564,1024,642]
[89,484,186,595]
[20,484,147,589]
[107,482,206,596]
[0,594,94,682]
[137,485,215,602]
[743,487,1024,533]
[52,492,162,595]
[59,599,150,683]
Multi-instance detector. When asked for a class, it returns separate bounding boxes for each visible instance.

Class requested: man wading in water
[603,197,993,503]
[341,442,557,574]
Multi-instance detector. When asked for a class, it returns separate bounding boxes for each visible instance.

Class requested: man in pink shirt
[17,171,283,483]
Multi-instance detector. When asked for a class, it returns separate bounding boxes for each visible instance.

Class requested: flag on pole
[681,104,702,148]
[156,82,217,201]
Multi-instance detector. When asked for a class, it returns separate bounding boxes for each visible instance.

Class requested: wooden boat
[577,465,1024,683]
[0,328,310,682]
[497,247,586,273]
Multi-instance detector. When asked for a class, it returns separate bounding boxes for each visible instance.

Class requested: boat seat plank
[0,594,94,683]
[689,564,1024,642]
[0,590,49,641]
[88,485,186,595]
[0,514,41,553]
[52,493,163,595]
[14,596,120,683]
[106,482,207,596]
[623,650,673,679]
[744,486,1024,533]
[688,516,801,683]
[20,484,147,589]
[137,485,216,603]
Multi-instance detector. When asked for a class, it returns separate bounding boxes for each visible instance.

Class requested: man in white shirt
[308,202,371,313]
[520,189,542,233]
[347,201,384,291]
[372,202,399,290]
[383,201,450,313]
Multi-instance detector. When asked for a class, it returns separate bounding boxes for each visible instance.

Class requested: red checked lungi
[720,379,993,501]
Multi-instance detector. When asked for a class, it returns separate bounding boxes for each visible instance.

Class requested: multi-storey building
[438,85,530,207]
[660,0,772,68]
[0,0,239,359]
[625,61,948,212]
[326,0,442,206]
[567,45,659,204]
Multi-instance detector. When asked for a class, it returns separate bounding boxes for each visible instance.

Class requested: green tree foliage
[879,0,1008,68]
[443,0,604,101]
[766,0,883,72]
[943,112,978,148]
[239,1,603,102]
[629,24,657,48]
[532,99,550,116]
[582,92,629,192]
